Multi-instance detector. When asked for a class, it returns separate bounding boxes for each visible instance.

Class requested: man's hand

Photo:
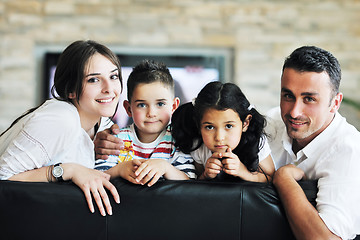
[274,164,305,183]
[94,124,123,159]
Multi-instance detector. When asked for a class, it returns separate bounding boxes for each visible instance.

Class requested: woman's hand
[62,163,120,216]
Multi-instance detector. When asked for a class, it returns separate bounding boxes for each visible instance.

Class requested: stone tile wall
[1,0,360,131]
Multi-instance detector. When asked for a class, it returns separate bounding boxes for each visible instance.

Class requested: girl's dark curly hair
[171,81,266,172]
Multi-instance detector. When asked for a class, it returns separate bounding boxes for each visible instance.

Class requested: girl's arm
[220,149,275,183]
[9,163,120,216]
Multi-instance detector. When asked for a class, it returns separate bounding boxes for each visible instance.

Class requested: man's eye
[304,97,315,102]
[157,102,165,107]
[283,93,294,99]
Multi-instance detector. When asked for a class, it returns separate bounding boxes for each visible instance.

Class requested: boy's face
[124,81,179,143]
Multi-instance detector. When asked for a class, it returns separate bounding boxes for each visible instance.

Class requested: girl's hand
[134,159,168,187]
[203,154,223,179]
[63,163,120,216]
[220,148,249,178]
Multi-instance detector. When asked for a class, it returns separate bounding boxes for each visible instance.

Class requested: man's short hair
[282,46,341,98]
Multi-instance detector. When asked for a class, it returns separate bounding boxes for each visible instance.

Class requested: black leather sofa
[0,178,357,240]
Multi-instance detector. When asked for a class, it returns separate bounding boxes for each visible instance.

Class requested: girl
[171,81,274,182]
[0,40,122,216]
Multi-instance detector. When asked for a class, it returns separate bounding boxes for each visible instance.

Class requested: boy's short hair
[127,59,175,101]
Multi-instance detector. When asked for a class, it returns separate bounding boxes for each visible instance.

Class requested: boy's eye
[157,102,165,107]
[225,124,233,129]
[137,103,146,108]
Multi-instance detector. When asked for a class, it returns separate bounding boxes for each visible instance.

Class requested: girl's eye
[137,103,146,108]
[225,124,233,129]
[204,125,214,130]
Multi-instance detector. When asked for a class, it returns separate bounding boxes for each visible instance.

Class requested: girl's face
[71,53,121,130]
[200,108,251,153]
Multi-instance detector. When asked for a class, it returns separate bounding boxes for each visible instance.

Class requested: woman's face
[72,53,121,129]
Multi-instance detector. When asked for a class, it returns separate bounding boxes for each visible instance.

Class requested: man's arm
[273,165,341,240]
[94,124,123,159]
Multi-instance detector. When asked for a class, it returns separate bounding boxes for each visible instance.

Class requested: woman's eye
[225,124,233,129]
[87,77,99,83]
[110,74,119,80]
[157,102,165,107]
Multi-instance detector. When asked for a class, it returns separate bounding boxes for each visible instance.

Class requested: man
[267,46,360,239]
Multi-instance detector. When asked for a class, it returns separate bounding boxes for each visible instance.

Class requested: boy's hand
[134,159,168,187]
[203,153,223,179]
[94,124,124,159]
[112,159,142,184]
[221,148,248,177]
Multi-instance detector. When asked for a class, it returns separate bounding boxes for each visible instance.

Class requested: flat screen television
[44,52,226,128]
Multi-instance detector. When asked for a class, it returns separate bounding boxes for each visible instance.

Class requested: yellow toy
[117,140,134,163]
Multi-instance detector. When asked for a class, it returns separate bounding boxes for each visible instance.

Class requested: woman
[0,40,122,216]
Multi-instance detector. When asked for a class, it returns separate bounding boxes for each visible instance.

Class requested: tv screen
[44,53,223,128]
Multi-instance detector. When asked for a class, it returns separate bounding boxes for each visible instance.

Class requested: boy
[95,59,195,186]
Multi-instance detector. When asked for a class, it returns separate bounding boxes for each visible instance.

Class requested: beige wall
[1,0,360,132]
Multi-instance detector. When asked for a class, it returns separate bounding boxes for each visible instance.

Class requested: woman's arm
[9,163,120,216]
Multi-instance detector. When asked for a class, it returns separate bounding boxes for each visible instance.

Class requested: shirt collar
[281,112,341,161]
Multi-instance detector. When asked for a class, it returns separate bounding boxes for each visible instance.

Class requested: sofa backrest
[0,179,356,240]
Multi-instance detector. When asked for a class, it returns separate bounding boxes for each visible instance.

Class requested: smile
[96,97,114,103]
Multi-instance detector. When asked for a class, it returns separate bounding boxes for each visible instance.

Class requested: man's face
[280,68,342,149]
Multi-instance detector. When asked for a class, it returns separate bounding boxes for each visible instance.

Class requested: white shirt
[0,99,95,180]
[190,135,272,167]
[266,107,360,240]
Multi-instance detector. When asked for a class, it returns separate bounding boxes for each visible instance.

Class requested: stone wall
[1,0,360,132]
